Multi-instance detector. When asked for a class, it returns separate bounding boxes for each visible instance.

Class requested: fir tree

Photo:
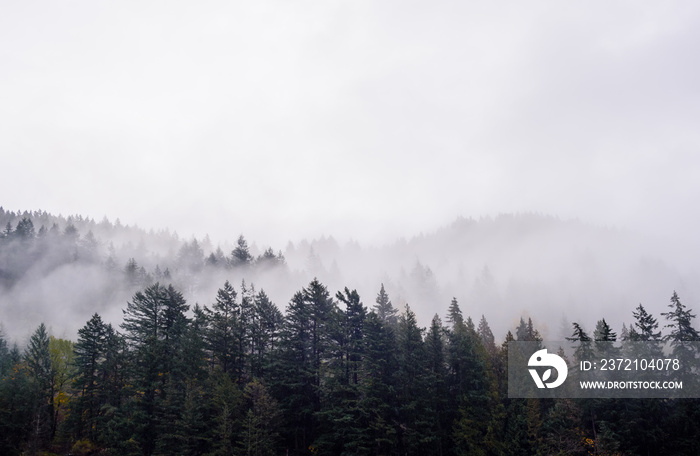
[250,290,283,379]
[626,304,665,364]
[446,297,463,326]
[359,311,399,455]
[567,322,593,363]
[238,380,282,456]
[120,283,190,456]
[395,304,433,454]
[374,283,398,327]
[25,323,55,451]
[477,314,497,358]
[206,280,240,376]
[231,235,253,268]
[593,318,618,358]
[662,291,700,370]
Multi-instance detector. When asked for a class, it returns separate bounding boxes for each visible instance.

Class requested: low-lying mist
[0,208,695,345]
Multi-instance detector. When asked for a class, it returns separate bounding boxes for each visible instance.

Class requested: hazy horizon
[2,1,700,250]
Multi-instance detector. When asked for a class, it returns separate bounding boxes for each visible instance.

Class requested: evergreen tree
[374,284,398,327]
[0,328,10,378]
[275,291,315,455]
[446,297,463,326]
[515,317,542,342]
[125,258,140,287]
[49,336,75,443]
[424,314,450,455]
[250,290,283,379]
[275,280,337,455]
[72,314,108,442]
[315,288,368,455]
[206,280,240,376]
[336,287,366,387]
[238,379,282,456]
[120,283,190,456]
[395,304,431,454]
[231,235,253,268]
[449,308,496,456]
[14,217,35,239]
[630,303,663,341]
[567,322,593,363]
[207,370,244,456]
[238,280,256,381]
[662,291,700,364]
[177,238,204,274]
[0,343,35,456]
[2,221,12,238]
[256,247,282,270]
[25,323,55,452]
[593,318,618,358]
[477,314,497,359]
[359,311,399,455]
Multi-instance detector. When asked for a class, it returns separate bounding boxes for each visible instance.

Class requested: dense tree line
[0,212,287,292]
[1,278,699,455]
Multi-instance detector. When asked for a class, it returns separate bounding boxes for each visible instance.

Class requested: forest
[1,210,699,455]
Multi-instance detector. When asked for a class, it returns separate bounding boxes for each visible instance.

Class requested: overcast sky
[2,1,699,248]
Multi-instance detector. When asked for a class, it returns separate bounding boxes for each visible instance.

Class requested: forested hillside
[1,208,699,454]
[0,208,690,343]
[2,277,699,455]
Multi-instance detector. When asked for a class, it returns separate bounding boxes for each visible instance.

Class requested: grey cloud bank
[1,2,699,262]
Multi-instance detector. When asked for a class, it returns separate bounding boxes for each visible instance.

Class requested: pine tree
[567,322,593,363]
[395,304,430,454]
[250,290,283,379]
[662,291,700,343]
[73,314,108,441]
[516,317,542,342]
[477,314,497,358]
[0,342,35,456]
[315,288,368,455]
[14,217,35,239]
[231,235,253,268]
[177,238,204,274]
[120,283,190,456]
[625,304,665,365]
[2,221,12,238]
[238,280,256,381]
[207,370,244,456]
[25,323,55,451]
[374,284,398,327]
[275,280,337,455]
[662,291,700,372]
[424,314,450,455]
[206,280,240,376]
[446,297,463,326]
[359,311,399,455]
[449,306,495,455]
[0,328,10,378]
[630,305,655,341]
[275,291,315,454]
[593,318,618,358]
[124,258,140,287]
[238,380,282,456]
[336,287,366,387]
[49,336,74,442]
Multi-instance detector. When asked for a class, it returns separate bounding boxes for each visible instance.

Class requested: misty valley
[1,208,699,455]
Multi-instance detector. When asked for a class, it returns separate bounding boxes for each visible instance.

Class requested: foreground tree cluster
[2,279,700,456]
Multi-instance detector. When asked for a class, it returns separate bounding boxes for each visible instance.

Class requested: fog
[1,210,696,350]
[2,2,700,343]
[2,2,700,249]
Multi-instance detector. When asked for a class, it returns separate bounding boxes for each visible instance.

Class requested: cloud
[1,1,699,248]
